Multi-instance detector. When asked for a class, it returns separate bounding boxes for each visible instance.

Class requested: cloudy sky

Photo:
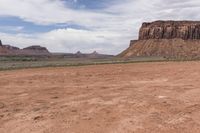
[0,0,200,54]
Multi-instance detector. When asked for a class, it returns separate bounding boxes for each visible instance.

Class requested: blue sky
[0,0,116,34]
[0,0,200,54]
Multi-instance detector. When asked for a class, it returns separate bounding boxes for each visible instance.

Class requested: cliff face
[119,21,200,59]
[139,21,200,40]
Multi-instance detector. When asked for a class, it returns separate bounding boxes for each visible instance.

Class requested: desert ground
[0,61,200,133]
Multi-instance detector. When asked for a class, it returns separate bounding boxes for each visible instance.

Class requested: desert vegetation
[0,56,167,71]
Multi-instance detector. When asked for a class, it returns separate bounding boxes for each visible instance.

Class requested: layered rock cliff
[139,21,200,40]
[119,21,200,59]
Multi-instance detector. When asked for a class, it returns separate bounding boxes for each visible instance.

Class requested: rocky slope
[119,21,200,59]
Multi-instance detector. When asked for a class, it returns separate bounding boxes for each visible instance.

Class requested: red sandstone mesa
[139,21,200,40]
[119,21,200,59]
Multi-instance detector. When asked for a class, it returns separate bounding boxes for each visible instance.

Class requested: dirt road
[0,62,200,133]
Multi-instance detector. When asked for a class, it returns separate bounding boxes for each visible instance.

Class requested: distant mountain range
[52,51,114,59]
[0,40,113,58]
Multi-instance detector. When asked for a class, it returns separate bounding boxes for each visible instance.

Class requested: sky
[0,0,200,54]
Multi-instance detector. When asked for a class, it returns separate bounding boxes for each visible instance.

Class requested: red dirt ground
[0,62,200,133]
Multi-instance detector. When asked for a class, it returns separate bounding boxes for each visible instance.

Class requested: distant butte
[119,20,200,59]
[0,40,50,56]
[0,40,113,58]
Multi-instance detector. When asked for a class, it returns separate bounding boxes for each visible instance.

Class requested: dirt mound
[119,21,200,59]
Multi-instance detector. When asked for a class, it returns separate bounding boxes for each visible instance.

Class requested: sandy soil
[0,62,200,133]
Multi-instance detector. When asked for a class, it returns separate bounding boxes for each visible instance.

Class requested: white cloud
[0,0,109,25]
[0,0,200,54]
[0,28,129,54]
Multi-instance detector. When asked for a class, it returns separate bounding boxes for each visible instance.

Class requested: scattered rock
[0,114,4,118]
[0,102,5,109]
[33,115,44,121]
[51,96,59,99]
[71,109,77,113]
